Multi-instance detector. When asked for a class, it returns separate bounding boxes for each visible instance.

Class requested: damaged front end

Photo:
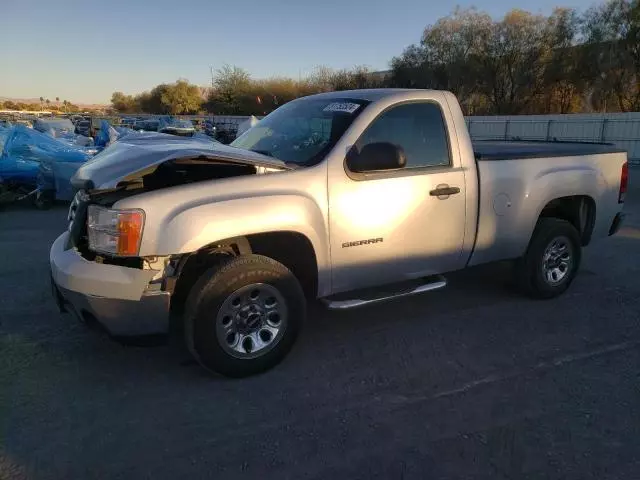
[58,137,293,334]
[55,137,295,338]
[70,135,290,192]
[67,137,289,264]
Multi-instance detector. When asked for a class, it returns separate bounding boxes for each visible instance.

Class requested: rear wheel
[184,254,305,378]
[515,218,581,299]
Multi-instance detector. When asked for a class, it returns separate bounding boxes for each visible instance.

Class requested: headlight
[87,205,145,256]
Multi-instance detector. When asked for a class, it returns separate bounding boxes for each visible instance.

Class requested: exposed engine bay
[85,157,267,208]
[99,158,257,202]
[128,158,256,191]
[69,157,273,267]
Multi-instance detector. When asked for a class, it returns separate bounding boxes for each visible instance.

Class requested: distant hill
[0,96,107,109]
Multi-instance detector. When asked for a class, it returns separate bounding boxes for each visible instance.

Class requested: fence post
[600,118,608,143]
[504,119,510,140]
[546,119,553,141]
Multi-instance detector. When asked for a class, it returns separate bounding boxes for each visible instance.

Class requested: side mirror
[346,142,406,173]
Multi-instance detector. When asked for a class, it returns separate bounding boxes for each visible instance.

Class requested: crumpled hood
[71,133,290,190]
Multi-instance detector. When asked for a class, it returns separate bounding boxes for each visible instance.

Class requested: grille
[68,191,89,248]
[67,193,80,232]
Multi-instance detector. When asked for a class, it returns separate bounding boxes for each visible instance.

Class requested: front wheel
[184,254,306,378]
[515,218,582,299]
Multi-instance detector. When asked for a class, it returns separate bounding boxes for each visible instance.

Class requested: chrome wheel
[215,283,288,359]
[542,236,573,286]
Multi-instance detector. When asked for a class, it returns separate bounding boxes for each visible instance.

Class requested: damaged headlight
[87,205,145,256]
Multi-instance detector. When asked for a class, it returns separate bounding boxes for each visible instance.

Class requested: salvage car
[74,120,91,137]
[50,89,628,377]
[157,116,196,137]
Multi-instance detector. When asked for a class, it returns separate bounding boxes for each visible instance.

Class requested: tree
[387,6,628,114]
[422,8,492,101]
[111,91,138,113]
[475,9,552,114]
[159,80,203,114]
[251,77,302,114]
[206,65,253,114]
[55,96,60,103]
[389,9,512,113]
[144,84,170,113]
[64,102,80,113]
[305,65,336,92]
[539,8,584,113]
[582,0,640,112]
[95,2,640,118]
[390,44,431,88]
[301,65,379,93]
[388,8,494,112]
[135,91,156,113]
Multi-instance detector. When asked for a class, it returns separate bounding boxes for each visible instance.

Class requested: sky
[1,0,599,104]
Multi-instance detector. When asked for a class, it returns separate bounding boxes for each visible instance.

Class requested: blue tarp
[192,132,222,143]
[0,125,9,153]
[0,125,92,200]
[33,117,94,148]
[95,120,120,148]
[0,124,222,203]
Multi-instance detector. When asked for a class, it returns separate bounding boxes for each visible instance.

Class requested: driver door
[328,100,468,293]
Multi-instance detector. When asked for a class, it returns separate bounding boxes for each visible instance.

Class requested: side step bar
[323,275,447,310]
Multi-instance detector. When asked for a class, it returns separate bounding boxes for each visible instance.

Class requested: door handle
[429,185,460,197]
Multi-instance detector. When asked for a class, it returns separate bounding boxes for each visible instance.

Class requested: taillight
[619,161,628,204]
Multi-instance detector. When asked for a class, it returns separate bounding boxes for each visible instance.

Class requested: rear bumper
[609,212,625,236]
[50,231,171,336]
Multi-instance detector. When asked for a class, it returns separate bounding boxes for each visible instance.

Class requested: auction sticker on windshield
[323,102,361,114]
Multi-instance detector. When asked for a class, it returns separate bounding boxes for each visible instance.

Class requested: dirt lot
[1,184,640,480]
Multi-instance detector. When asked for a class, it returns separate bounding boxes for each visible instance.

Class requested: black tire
[515,218,582,299]
[184,254,305,378]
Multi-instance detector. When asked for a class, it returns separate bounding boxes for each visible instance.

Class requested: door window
[355,102,451,169]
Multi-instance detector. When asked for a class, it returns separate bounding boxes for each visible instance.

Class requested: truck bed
[469,141,627,268]
[472,140,625,161]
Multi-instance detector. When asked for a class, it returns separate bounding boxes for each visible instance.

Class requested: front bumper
[50,231,171,336]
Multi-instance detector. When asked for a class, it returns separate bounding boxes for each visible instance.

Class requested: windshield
[231,97,369,165]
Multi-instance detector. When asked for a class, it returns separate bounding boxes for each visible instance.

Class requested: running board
[323,275,447,310]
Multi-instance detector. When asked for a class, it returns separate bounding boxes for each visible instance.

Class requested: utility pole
[209,66,216,121]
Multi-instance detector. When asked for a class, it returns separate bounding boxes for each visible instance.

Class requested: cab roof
[301,88,440,102]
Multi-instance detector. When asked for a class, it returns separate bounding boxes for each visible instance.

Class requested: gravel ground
[1,184,639,480]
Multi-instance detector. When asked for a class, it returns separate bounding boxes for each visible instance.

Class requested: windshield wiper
[247,149,301,169]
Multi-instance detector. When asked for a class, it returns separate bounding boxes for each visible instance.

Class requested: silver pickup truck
[50,89,628,377]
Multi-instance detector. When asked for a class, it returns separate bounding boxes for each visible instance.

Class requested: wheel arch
[170,231,321,316]
[536,195,596,246]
